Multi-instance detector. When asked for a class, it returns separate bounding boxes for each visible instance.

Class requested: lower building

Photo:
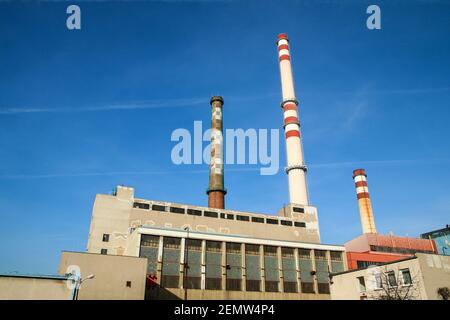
[0,274,73,300]
[330,253,450,300]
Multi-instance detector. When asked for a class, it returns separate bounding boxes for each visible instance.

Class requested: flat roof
[136,225,345,251]
[0,273,69,281]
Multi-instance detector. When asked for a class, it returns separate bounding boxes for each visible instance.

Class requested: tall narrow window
[226,243,242,291]
[264,246,279,292]
[140,235,159,277]
[330,251,344,273]
[281,248,297,293]
[298,249,314,293]
[161,237,181,288]
[184,239,202,289]
[205,241,222,290]
[245,244,261,292]
[314,250,330,294]
[357,276,366,292]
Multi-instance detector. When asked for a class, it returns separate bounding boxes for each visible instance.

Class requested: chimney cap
[277,33,289,41]
[353,168,367,179]
[210,96,224,105]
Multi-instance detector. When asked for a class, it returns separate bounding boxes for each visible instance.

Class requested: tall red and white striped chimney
[353,169,377,234]
[276,33,309,206]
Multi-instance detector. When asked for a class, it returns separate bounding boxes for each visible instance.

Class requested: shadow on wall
[145,284,181,300]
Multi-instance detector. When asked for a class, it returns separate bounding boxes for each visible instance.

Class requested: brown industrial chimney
[353,169,377,234]
[207,96,226,209]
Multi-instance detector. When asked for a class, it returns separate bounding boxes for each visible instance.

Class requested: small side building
[330,253,450,300]
[58,251,147,300]
[0,274,73,300]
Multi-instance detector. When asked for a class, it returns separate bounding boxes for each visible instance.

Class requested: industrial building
[345,169,437,270]
[82,33,347,300]
[330,253,450,300]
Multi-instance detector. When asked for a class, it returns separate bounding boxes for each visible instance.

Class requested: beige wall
[0,276,72,300]
[58,251,147,300]
[417,253,450,300]
[330,254,450,300]
[87,186,322,257]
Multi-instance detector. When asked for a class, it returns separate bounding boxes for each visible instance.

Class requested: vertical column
[277,246,283,292]
[294,248,301,293]
[276,33,309,206]
[353,169,377,234]
[207,96,227,209]
[260,245,265,292]
[180,238,186,290]
[201,240,206,290]
[241,243,246,291]
[221,242,226,291]
[157,236,164,286]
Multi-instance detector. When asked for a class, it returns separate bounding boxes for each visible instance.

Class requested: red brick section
[208,191,225,209]
[346,252,411,270]
[352,168,367,178]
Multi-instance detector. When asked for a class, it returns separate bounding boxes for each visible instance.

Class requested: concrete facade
[126,226,346,300]
[330,253,450,300]
[58,251,147,300]
[87,186,321,257]
[0,274,72,300]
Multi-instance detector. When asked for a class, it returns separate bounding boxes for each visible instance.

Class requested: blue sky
[0,0,449,274]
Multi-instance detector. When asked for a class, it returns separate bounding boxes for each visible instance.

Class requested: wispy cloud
[0,97,207,115]
[1,159,449,180]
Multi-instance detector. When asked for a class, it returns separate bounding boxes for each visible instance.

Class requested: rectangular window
[204,211,218,218]
[281,248,297,293]
[245,244,261,292]
[292,207,304,213]
[205,241,222,290]
[170,207,185,214]
[226,243,242,291]
[133,202,150,210]
[252,217,264,223]
[236,215,250,221]
[140,235,159,276]
[184,239,202,289]
[387,271,397,287]
[161,237,181,288]
[100,248,107,255]
[220,213,226,219]
[294,222,306,228]
[152,204,166,212]
[298,249,314,293]
[102,234,110,242]
[375,273,382,289]
[226,214,234,220]
[330,251,345,273]
[401,269,412,285]
[187,208,202,216]
[264,246,279,292]
[357,276,366,292]
[280,220,293,226]
[266,218,279,225]
[314,250,330,292]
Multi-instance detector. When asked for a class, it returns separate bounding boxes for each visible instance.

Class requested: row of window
[369,245,435,255]
[140,235,344,294]
[133,202,307,228]
[357,269,412,292]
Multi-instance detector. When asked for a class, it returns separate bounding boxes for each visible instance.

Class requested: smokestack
[353,169,377,234]
[276,33,309,206]
[207,96,226,209]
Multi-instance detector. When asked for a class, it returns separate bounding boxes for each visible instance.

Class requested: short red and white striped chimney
[353,169,377,234]
[276,33,309,206]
